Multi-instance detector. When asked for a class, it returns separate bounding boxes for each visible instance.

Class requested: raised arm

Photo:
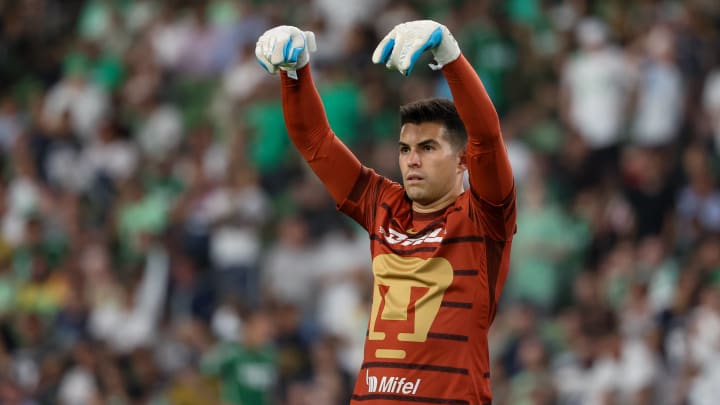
[442,56,514,205]
[256,26,362,204]
[372,20,514,205]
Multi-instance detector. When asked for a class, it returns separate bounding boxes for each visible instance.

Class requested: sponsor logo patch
[366,369,421,395]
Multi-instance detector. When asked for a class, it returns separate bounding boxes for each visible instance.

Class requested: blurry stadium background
[1,0,720,404]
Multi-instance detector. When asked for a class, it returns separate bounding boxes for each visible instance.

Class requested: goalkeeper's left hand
[255,25,317,79]
[372,20,461,76]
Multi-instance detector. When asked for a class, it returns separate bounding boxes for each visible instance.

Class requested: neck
[412,187,463,213]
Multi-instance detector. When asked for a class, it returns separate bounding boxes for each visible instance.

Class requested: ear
[457,149,467,172]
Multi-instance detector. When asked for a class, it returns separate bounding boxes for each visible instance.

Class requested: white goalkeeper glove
[372,20,461,76]
[255,25,317,80]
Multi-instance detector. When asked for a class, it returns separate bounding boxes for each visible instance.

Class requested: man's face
[399,122,466,210]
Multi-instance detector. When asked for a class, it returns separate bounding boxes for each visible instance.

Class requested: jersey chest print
[368,249,454,359]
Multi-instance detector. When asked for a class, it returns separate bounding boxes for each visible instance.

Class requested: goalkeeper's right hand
[255,25,316,79]
[372,20,461,76]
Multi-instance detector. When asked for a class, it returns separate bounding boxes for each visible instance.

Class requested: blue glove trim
[288,46,303,63]
[405,26,443,75]
[377,38,396,64]
[283,39,293,62]
[256,56,272,73]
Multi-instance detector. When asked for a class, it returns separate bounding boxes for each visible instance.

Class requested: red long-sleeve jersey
[280,55,516,404]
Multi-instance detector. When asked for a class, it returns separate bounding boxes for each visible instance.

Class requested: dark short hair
[400,98,467,151]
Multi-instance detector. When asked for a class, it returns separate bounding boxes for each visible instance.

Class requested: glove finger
[269,31,292,65]
[255,55,277,74]
[285,30,308,64]
[400,38,430,75]
[399,27,443,75]
[372,31,396,65]
[259,34,276,60]
[304,31,317,53]
[255,37,277,74]
[387,29,409,72]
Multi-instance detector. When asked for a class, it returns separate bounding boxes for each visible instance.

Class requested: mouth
[405,174,424,184]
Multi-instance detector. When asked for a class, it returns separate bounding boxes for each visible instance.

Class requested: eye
[423,144,435,151]
[399,146,409,154]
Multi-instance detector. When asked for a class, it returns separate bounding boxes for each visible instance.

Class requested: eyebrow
[398,139,440,148]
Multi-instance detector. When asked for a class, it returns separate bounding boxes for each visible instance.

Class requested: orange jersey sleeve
[441,56,514,204]
[280,66,363,205]
[442,55,516,240]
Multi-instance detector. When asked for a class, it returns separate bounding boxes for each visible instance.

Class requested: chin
[406,192,428,204]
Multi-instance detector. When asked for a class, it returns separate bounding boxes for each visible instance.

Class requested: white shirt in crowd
[630,25,684,146]
[42,78,109,141]
[554,337,658,405]
[89,248,169,353]
[562,18,632,149]
[631,61,684,146]
[702,69,720,154]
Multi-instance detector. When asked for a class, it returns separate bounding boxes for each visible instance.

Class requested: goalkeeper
[256,20,516,404]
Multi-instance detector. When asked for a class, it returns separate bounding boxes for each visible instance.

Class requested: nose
[407,149,421,167]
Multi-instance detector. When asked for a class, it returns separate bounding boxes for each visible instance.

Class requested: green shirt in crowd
[201,342,277,405]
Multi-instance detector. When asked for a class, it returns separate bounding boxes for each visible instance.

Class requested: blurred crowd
[0,0,719,404]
